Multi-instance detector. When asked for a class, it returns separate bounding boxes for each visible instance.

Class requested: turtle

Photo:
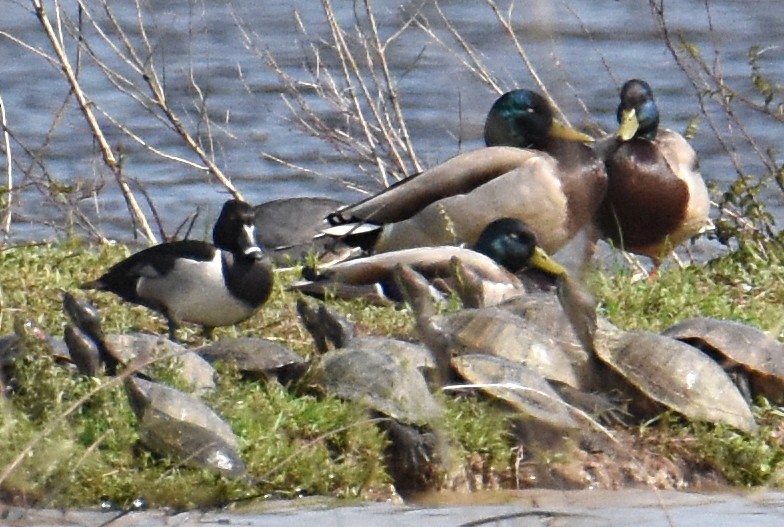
[63,325,101,377]
[125,376,246,478]
[296,297,436,373]
[593,319,758,434]
[662,316,784,405]
[107,333,216,393]
[296,298,442,424]
[63,293,215,392]
[194,337,308,383]
[394,263,597,391]
[449,353,579,433]
[397,264,758,433]
[296,297,445,496]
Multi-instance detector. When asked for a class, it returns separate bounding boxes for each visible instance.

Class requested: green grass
[1,238,784,508]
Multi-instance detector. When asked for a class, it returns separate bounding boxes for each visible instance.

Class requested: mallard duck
[294,217,567,305]
[597,79,711,268]
[82,199,274,341]
[323,89,607,256]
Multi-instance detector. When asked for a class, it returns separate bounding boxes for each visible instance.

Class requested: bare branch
[31,0,156,243]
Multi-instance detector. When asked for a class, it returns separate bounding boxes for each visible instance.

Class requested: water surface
[1,0,782,242]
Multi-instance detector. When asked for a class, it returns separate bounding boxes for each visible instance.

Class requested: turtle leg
[202,326,215,340]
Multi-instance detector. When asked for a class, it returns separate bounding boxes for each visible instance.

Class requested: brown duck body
[598,130,709,259]
[597,79,710,262]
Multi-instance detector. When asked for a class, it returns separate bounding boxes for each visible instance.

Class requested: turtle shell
[347,336,436,372]
[431,307,593,390]
[315,347,442,426]
[107,333,215,393]
[662,316,784,404]
[451,353,577,431]
[594,321,758,433]
[125,377,246,478]
[195,337,307,382]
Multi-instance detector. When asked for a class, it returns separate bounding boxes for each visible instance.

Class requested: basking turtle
[394,263,596,390]
[63,293,215,392]
[194,337,308,383]
[662,316,784,405]
[450,353,578,433]
[296,297,436,373]
[296,298,441,422]
[297,298,444,496]
[107,333,215,393]
[593,319,758,434]
[125,377,246,478]
[63,325,100,377]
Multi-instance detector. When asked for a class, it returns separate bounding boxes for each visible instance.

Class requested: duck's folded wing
[122,241,216,278]
[327,147,540,225]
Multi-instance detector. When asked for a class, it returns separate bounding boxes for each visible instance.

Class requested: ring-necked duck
[82,199,273,340]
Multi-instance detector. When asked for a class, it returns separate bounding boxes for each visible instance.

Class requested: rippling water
[2,0,782,243]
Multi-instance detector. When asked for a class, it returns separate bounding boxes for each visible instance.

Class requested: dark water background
[2,0,782,243]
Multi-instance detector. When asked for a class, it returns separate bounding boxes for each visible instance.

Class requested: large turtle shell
[594,321,758,434]
[430,307,592,390]
[314,347,442,426]
[451,353,578,431]
[662,317,784,404]
[125,377,245,478]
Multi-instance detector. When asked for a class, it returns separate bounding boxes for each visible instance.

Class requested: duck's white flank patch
[136,251,256,326]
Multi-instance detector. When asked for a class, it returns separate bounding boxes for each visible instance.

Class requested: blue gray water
[1,0,782,243]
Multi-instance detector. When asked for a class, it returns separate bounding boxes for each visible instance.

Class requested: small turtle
[194,337,308,383]
[63,325,100,377]
[63,292,124,375]
[662,316,784,404]
[593,319,758,434]
[125,377,246,478]
[296,298,436,373]
[107,333,216,393]
[297,299,442,424]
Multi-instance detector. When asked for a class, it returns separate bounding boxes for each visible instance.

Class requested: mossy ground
[1,238,783,508]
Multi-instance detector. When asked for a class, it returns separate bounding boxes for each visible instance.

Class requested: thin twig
[31,0,156,243]
[0,93,13,239]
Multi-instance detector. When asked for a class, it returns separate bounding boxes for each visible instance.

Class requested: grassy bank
[1,239,783,508]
